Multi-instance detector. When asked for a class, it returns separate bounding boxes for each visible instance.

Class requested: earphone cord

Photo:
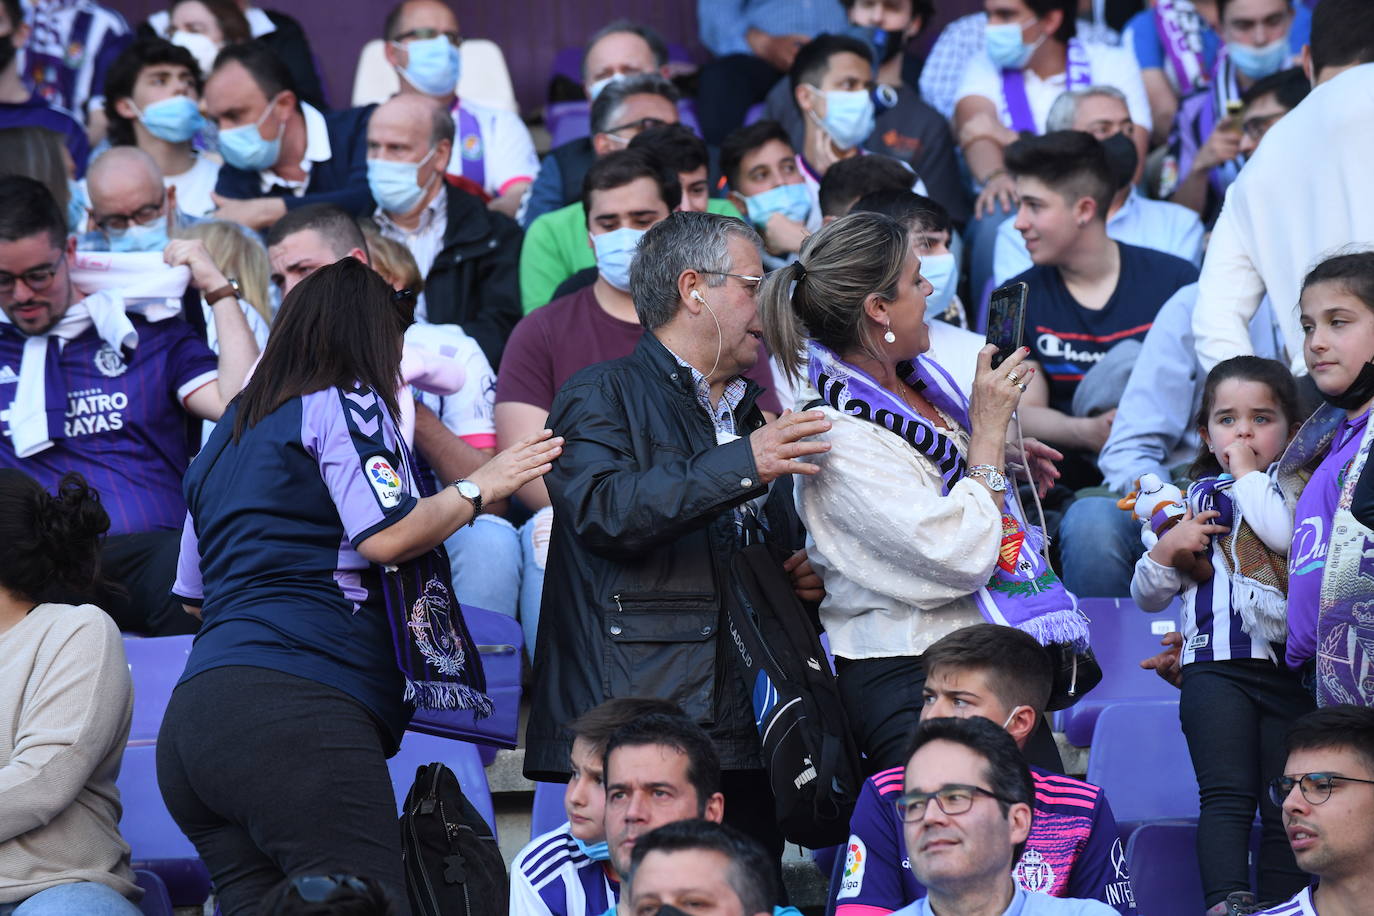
[694,291,724,380]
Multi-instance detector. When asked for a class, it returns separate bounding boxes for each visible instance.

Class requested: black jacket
[422,181,524,369]
[524,332,802,779]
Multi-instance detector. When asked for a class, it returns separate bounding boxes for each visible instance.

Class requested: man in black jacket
[524,210,829,864]
[367,93,522,368]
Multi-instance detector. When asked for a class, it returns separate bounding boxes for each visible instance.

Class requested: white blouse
[795,384,1003,660]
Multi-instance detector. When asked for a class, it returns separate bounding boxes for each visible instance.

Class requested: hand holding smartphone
[986,281,1028,370]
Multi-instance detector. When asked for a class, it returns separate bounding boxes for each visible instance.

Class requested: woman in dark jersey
[158,259,560,915]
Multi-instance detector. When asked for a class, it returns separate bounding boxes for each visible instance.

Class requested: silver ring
[1016,381,1027,392]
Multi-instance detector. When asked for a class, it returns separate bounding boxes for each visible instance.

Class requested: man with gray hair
[525,210,829,865]
[365,92,522,367]
[521,72,680,229]
[991,86,1203,285]
[79,147,202,253]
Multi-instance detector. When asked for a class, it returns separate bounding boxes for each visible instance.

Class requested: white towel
[3,252,189,457]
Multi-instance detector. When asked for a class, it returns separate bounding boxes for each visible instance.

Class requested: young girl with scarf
[1130,356,1313,916]
[759,211,1076,772]
[1279,252,1374,709]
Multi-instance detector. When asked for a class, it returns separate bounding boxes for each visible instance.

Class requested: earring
[883,325,896,344]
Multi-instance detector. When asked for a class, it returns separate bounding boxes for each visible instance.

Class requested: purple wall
[103,0,983,115]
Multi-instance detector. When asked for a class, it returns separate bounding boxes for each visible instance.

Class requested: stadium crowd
[3,0,1374,914]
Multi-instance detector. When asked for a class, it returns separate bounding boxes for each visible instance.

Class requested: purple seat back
[408,606,523,762]
[531,779,568,840]
[743,102,767,127]
[1085,701,1200,837]
[546,98,703,149]
[387,733,496,835]
[116,745,212,906]
[134,869,174,916]
[1056,597,1183,746]
[122,636,194,746]
[551,46,583,87]
[1124,821,1205,913]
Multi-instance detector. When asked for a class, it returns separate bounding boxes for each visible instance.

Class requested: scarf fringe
[404,678,495,718]
[1018,608,1091,651]
[1233,579,1289,643]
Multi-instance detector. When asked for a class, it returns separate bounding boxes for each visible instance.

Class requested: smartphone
[986,281,1028,369]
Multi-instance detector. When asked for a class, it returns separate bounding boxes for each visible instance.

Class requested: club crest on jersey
[1014,848,1056,893]
[94,343,127,378]
[461,131,483,161]
[367,455,404,508]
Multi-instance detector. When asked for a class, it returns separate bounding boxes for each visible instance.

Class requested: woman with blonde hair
[759,210,1074,770]
[175,220,272,350]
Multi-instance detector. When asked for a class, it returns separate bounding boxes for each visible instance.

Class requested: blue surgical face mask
[397,35,461,97]
[592,226,646,292]
[218,95,284,172]
[1228,36,1288,80]
[135,94,206,144]
[810,89,876,150]
[985,19,1043,70]
[573,836,611,862]
[740,182,812,231]
[106,218,170,253]
[918,252,958,320]
[368,148,436,214]
[67,179,88,234]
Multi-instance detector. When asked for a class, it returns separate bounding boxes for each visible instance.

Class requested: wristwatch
[450,478,482,524]
[966,464,1008,493]
[204,276,240,305]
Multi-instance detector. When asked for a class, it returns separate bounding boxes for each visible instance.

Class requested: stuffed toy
[1117,473,1213,582]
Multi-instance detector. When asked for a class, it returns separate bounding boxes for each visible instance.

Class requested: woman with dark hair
[0,472,141,915]
[157,259,561,916]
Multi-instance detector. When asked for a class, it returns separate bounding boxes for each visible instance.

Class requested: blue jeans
[517,507,553,662]
[0,882,141,915]
[444,514,521,619]
[1059,495,1142,598]
[963,202,1015,326]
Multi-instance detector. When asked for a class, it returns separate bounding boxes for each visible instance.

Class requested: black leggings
[1178,659,1314,907]
[156,666,410,916]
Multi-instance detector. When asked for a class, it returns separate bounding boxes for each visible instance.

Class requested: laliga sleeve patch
[836,835,866,899]
[365,454,404,508]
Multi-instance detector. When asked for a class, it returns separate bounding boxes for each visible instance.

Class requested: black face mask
[0,34,15,75]
[870,28,908,64]
[1320,359,1374,411]
[1101,131,1139,192]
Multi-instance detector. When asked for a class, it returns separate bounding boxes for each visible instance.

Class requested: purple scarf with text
[1001,38,1092,134]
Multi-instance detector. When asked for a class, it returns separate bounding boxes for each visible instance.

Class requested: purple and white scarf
[1155,0,1210,94]
[806,341,1087,647]
[1001,38,1092,134]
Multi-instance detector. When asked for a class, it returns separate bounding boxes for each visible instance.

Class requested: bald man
[366,93,523,367]
[381,0,538,218]
[80,147,203,253]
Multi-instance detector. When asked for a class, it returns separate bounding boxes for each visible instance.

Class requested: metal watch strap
[450,478,482,525]
[966,464,1007,491]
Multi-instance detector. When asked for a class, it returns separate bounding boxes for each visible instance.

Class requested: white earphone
[691,290,706,304]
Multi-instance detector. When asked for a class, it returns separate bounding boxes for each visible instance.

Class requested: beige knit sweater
[0,603,138,903]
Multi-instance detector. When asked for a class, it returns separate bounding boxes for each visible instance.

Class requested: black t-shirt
[1013,242,1199,413]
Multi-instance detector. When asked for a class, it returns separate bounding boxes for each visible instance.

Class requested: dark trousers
[157,667,410,916]
[1178,659,1314,907]
[835,654,1065,775]
[696,53,785,145]
[721,769,787,900]
[99,530,198,635]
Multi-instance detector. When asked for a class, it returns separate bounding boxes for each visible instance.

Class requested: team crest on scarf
[408,577,467,676]
[998,514,1026,574]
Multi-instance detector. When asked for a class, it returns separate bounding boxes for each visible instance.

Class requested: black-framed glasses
[894,784,1015,823]
[394,27,462,47]
[95,195,166,232]
[0,252,66,295]
[289,874,371,903]
[1268,772,1374,807]
[605,116,669,136]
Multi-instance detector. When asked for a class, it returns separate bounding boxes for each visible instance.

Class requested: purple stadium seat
[1084,701,1200,842]
[1124,821,1205,914]
[547,100,592,148]
[387,732,497,837]
[1056,597,1184,746]
[134,869,174,916]
[116,745,212,907]
[122,636,193,746]
[743,102,766,127]
[408,605,523,765]
[531,779,569,840]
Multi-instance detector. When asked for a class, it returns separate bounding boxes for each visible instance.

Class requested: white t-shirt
[406,322,496,446]
[447,98,540,198]
[955,42,1152,134]
[926,319,984,396]
[1256,887,1317,916]
[165,154,221,218]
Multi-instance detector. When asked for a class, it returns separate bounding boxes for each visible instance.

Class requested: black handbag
[1044,642,1103,711]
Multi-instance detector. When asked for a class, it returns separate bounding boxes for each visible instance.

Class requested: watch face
[456,480,480,499]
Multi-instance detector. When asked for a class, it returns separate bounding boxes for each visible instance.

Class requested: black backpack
[399,762,509,916]
[723,537,865,849]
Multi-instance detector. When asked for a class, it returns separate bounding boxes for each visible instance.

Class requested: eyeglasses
[699,270,763,297]
[1241,112,1283,141]
[0,252,66,295]
[95,196,166,232]
[1268,772,1374,807]
[605,116,669,136]
[894,784,1015,823]
[394,27,462,46]
[289,874,371,903]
